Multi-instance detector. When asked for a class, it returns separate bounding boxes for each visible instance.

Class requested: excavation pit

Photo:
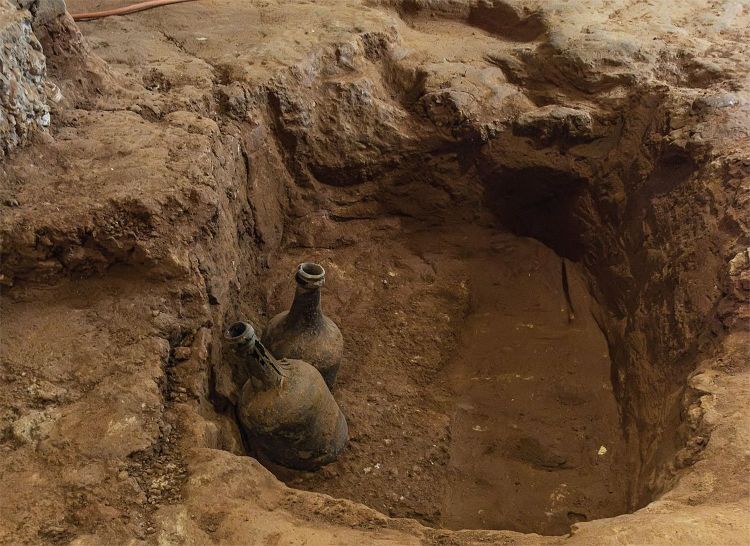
[219,154,707,536]
[257,227,625,535]
[2,1,745,542]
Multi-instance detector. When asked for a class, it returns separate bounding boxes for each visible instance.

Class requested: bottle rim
[224,321,256,344]
[296,262,326,287]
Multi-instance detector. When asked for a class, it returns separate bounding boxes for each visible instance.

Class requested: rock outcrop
[0,0,50,157]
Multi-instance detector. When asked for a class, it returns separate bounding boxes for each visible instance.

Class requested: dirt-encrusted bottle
[263,262,343,388]
[225,321,348,470]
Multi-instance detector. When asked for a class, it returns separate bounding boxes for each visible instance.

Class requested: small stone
[28,380,66,403]
[693,93,740,112]
[514,105,593,141]
[44,526,67,536]
[728,249,749,276]
[11,409,60,444]
[173,347,191,361]
[33,0,67,24]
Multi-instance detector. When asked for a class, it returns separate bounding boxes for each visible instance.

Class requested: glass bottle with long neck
[225,321,348,470]
[262,262,343,388]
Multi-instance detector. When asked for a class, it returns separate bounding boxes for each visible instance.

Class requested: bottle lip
[296,262,326,287]
[224,321,257,344]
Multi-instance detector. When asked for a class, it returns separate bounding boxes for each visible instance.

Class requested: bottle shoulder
[239,359,333,425]
[266,310,290,332]
[265,311,342,340]
[240,358,325,400]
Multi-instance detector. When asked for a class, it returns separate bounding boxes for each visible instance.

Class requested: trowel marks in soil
[265,225,629,534]
[439,235,628,534]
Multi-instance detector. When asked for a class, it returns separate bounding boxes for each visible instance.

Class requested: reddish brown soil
[1,0,748,544]
[438,234,627,533]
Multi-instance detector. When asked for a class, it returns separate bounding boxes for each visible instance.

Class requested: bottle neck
[287,284,324,327]
[236,338,283,390]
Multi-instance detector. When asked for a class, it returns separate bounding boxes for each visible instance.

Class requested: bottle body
[225,321,348,471]
[263,263,343,388]
[237,358,348,470]
[264,310,343,388]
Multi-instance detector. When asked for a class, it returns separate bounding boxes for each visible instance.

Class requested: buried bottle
[225,321,348,470]
[263,262,344,388]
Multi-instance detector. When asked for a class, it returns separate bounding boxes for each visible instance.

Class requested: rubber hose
[71,0,198,21]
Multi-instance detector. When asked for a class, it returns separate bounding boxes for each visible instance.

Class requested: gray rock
[30,0,67,26]
[1,1,50,157]
[693,92,742,112]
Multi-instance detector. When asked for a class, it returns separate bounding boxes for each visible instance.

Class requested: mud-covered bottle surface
[225,321,348,471]
[263,262,344,388]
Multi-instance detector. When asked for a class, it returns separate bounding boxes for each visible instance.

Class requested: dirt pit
[3,1,747,543]
[255,223,628,535]
[207,140,678,535]
[192,68,728,536]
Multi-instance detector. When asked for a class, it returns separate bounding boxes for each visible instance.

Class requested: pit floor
[258,222,630,535]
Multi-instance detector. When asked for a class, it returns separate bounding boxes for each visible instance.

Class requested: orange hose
[71,0,198,21]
